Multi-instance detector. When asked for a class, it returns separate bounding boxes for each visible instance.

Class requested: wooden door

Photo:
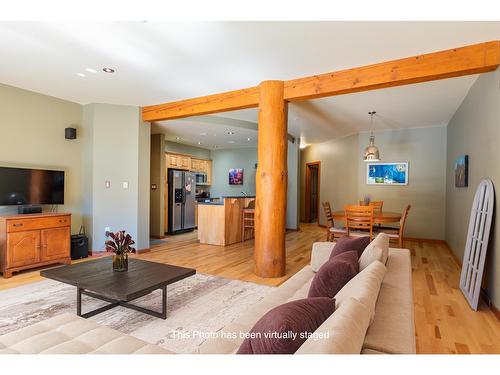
[304,161,321,223]
[7,230,40,268]
[41,227,70,261]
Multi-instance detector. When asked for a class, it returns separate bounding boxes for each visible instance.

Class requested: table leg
[77,287,82,317]
[161,285,167,319]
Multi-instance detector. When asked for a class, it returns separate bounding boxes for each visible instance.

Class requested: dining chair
[241,200,256,241]
[344,204,374,241]
[359,200,384,212]
[322,202,347,241]
[378,205,411,248]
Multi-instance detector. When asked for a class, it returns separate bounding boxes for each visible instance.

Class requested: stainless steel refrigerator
[167,170,196,234]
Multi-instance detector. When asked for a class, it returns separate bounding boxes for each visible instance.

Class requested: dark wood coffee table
[41,258,196,320]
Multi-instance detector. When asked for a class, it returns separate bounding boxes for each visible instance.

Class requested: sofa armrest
[310,242,335,272]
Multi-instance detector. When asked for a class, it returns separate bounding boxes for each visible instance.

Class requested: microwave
[195,172,208,185]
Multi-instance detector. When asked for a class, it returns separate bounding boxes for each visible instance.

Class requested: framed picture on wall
[455,155,468,187]
[366,162,408,185]
[229,168,244,185]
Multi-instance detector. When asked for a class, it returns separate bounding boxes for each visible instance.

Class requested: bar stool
[242,200,255,241]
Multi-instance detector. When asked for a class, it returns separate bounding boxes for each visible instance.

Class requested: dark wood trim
[491,302,500,322]
[405,237,447,244]
[304,161,321,224]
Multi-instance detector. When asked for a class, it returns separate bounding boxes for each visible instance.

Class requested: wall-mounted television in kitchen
[0,166,65,206]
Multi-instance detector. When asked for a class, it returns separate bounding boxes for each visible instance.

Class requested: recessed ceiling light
[197,142,202,145]
[102,67,115,73]
[227,131,235,135]
[76,73,86,78]
[175,137,182,140]
[247,137,252,141]
[85,68,97,73]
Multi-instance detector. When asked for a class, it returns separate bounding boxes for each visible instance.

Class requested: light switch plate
[122,181,129,189]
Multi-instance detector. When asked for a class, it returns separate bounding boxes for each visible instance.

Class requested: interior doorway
[305,161,321,223]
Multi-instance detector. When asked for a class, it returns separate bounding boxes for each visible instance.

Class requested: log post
[255,80,288,278]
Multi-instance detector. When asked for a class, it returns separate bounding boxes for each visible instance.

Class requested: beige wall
[0,83,84,234]
[358,126,447,239]
[300,134,359,225]
[85,103,150,251]
[300,126,447,239]
[446,69,500,308]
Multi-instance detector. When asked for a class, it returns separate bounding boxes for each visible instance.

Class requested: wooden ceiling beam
[142,86,259,122]
[283,41,500,101]
[142,41,500,122]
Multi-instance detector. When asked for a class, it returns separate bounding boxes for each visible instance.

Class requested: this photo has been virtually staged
[0,16,499,363]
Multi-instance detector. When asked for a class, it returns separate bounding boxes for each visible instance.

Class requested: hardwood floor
[0,223,498,353]
[410,239,500,354]
[142,224,325,287]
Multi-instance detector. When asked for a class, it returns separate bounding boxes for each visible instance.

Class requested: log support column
[255,80,288,278]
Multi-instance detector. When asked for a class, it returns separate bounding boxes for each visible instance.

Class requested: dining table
[332,210,402,224]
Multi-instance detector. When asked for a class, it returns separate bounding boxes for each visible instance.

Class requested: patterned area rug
[0,274,271,353]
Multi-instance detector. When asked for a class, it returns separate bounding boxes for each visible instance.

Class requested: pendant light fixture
[363,111,380,162]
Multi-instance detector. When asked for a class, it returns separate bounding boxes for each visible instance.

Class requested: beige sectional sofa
[0,234,415,354]
[0,312,173,354]
[198,235,415,354]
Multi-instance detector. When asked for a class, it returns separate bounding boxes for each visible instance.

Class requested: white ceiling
[0,21,499,146]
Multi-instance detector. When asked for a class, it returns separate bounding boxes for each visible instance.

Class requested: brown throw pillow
[236,297,335,354]
[330,236,370,258]
[308,250,359,299]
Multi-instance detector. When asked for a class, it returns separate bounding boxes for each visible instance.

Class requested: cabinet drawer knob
[13,223,23,227]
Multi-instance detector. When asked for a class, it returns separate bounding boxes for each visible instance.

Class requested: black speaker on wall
[65,127,77,140]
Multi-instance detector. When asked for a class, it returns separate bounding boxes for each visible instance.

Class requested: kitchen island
[197,196,255,246]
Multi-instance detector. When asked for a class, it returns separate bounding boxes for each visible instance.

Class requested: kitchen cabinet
[166,153,191,171]
[206,160,213,185]
[166,154,212,185]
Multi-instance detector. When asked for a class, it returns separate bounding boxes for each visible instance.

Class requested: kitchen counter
[197,196,256,246]
[197,196,255,206]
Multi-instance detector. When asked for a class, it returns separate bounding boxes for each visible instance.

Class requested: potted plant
[105,230,136,272]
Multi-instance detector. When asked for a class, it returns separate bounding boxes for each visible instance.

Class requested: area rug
[0,274,272,353]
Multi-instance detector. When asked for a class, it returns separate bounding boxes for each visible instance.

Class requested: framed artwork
[455,155,469,187]
[366,162,408,185]
[229,168,244,185]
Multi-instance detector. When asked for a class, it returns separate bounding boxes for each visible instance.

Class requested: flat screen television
[0,166,65,206]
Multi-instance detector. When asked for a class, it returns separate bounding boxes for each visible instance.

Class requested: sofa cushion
[237,298,335,354]
[0,313,173,354]
[296,297,371,354]
[334,260,386,324]
[330,236,370,258]
[358,233,389,270]
[362,249,416,354]
[308,251,359,299]
[310,242,335,272]
[359,233,390,271]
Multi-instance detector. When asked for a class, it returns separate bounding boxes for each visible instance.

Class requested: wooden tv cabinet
[0,213,72,278]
